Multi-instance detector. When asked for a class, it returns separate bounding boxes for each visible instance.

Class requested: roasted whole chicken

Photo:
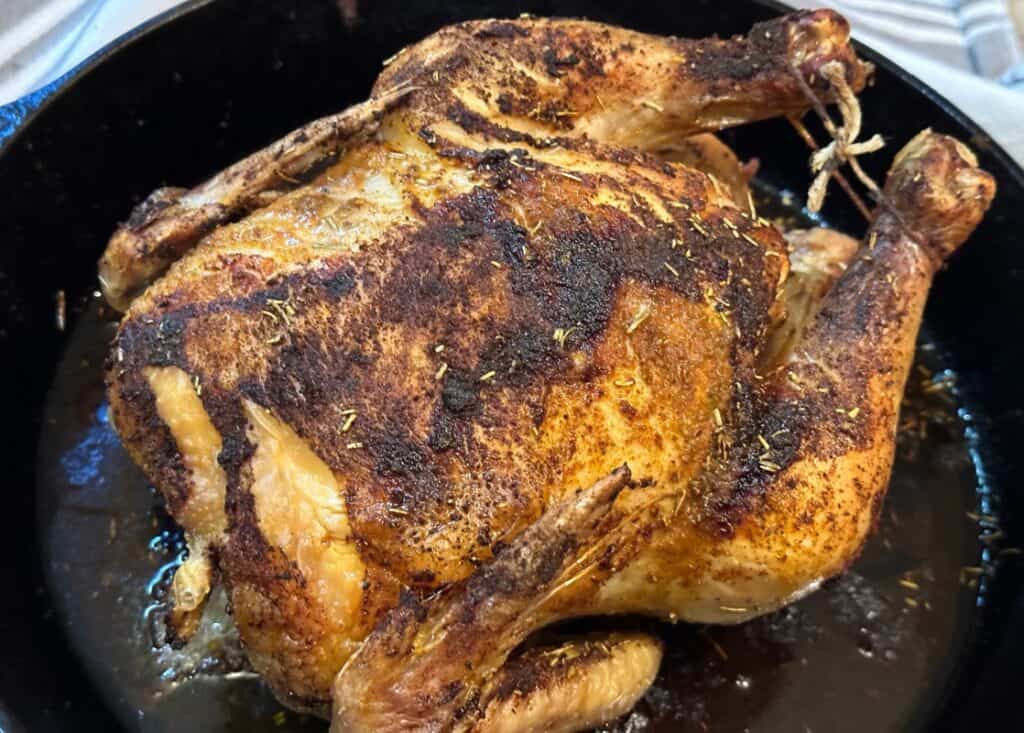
[101,9,995,732]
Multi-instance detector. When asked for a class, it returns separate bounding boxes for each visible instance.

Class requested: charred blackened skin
[473,22,531,40]
[102,10,994,728]
[687,16,790,83]
[542,46,581,77]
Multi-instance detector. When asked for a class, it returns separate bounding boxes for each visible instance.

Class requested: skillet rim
[0,1,1021,731]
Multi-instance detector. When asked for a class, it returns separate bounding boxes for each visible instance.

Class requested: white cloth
[0,0,181,105]
[1,0,1022,164]
[786,0,1024,164]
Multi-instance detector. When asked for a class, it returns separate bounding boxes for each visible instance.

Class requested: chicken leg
[99,10,866,310]
[329,130,994,731]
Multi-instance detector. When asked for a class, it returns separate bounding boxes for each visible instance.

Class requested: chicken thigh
[101,10,994,731]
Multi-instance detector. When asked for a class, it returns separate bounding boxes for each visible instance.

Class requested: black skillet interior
[1,0,1022,730]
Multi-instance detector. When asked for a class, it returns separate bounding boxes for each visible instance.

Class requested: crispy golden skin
[102,10,994,731]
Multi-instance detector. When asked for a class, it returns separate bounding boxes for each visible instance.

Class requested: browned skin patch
[103,10,993,728]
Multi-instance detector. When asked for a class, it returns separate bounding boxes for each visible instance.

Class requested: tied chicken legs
[101,10,995,732]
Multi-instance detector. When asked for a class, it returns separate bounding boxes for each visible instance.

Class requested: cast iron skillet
[1,1,1022,730]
